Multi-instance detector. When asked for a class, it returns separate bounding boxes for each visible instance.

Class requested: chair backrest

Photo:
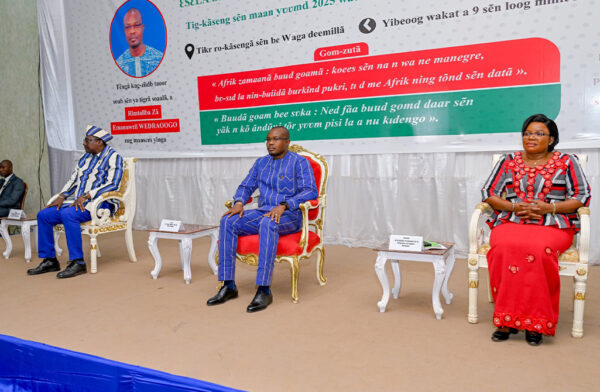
[19,182,28,210]
[289,145,328,221]
[104,157,136,222]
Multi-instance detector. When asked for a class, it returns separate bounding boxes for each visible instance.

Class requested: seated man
[207,126,318,312]
[27,126,123,278]
[0,160,26,218]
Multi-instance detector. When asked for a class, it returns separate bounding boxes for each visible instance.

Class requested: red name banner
[111,119,180,134]
[124,105,162,120]
[314,42,369,61]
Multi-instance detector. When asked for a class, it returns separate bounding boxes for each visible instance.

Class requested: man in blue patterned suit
[207,126,318,312]
[28,126,124,278]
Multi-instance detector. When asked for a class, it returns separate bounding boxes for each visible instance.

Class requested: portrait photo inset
[110,0,166,78]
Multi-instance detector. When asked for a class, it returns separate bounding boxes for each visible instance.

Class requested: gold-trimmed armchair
[222,145,328,302]
[50,157,137,273]
[467,154,590,338]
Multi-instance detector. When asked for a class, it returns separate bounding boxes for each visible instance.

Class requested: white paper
[389,235,423,252]
[7,209,26,219]
[159,219,182,232]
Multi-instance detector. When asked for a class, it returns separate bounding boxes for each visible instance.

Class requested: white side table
[1,217,38,262]
[147,224,218,284]
[374,242,456,319]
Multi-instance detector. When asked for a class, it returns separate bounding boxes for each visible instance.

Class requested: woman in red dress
[481,114,591,345]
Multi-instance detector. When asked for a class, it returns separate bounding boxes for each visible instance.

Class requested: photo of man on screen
[116,8,163,77]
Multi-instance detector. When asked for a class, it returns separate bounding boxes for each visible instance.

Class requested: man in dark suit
[0,160,26,217]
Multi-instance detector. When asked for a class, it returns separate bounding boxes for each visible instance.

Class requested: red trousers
[488,222,574,336]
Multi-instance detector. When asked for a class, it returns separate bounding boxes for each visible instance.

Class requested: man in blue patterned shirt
[27,126,124,278]
[207,126,318,312]
[116,8,163,77]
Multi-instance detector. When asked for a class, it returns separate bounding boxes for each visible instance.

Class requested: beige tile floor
[0,230,598,391]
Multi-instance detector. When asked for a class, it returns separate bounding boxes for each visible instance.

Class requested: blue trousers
[219,208,302,286]
[37,205,91,262]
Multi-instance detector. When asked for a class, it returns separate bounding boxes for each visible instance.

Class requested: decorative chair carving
[467,154,590,338]
[223,145,328,302]
[50,157,137,273]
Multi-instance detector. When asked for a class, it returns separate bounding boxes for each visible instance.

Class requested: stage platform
[1,230,599,391]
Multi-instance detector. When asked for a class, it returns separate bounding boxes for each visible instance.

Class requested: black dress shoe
[207,286,239,306]
[525,330,543,346]
[56,261,87,279]
[27,258,60,275]
[246,291,273,313]
[491,327,519,341]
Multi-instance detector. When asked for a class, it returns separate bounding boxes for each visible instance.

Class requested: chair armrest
[224,197,254,208]
[87,193,128,226]
[468,202,493,254]
[297,197,325,249]
[577,207,590,264]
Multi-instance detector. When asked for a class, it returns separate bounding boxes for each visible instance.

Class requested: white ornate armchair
[467,154,590,337]
[222,145,328,302]
[51,157,137,273]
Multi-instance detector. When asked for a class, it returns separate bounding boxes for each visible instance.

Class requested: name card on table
[389,235,423,252]
[159,219,182,232]
[8,209,26,219]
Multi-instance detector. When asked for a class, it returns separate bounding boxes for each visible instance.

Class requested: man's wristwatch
[279,201,289,210]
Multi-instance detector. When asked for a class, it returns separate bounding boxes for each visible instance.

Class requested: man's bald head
[124,8,142,23]
[270,126,289,139]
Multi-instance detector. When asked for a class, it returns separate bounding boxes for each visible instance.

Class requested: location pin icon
[185,43,194,59]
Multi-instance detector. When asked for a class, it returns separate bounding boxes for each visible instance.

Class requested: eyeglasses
[124,23,143,31]
[84,137,100,143]
[523,132,550,138]
[265,137,289,142]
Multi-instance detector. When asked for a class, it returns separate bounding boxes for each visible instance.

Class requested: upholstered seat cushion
[237,231,321,256]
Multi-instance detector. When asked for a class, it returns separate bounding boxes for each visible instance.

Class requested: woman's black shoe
[525,330,543,346]
[491,327,519,341]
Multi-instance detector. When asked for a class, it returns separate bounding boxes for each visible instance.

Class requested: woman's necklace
[510,151,563,202]
[523,153,550,166]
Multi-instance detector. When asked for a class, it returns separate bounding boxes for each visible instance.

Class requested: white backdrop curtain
[48,147,599,263]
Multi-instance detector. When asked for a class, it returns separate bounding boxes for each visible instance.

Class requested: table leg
[21,222,32,262]
[1,221,12,259]
[180,237,193,284]
[53,230,63,256]
[148,233,162,279]
[207,229,218,275]
[441,247,455,305]
[391,260,401,299]
[432,257,446,319]
[375,253,390,312]
[178,240,185,271]
[32,224,38,252]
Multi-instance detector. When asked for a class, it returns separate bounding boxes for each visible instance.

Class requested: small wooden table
[1,217,38,262]
[374,242,455,319]
[147,224,218,284]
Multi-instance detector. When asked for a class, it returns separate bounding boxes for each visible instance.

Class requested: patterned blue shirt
[234,151,318,211]
[59,145,124,212]
[116,45,163,77]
